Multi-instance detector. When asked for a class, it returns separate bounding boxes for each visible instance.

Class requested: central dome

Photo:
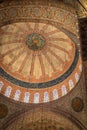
[0,22,75,83]
[26,33,46,51]
[0,21,82,103]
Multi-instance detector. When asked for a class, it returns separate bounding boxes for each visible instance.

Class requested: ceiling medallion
[72,97,84,112]
[26,33,46,51]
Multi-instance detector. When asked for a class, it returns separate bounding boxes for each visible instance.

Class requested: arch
[1,107,87,130]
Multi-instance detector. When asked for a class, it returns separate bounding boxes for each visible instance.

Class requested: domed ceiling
[0,0,82,104]
[0,21,82,103]
[0,22,75,82]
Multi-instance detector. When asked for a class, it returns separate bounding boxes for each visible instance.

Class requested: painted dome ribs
[6,48,25,70]
[29,54,36,81]
[0,39,24,46]
[2,32,24,37]
[43,52,56,72]
[45,29,60,36]
[18,52,30,73]
[38,54,45,79]
[26,23,33,32]
[0,22,81,103]
[1,45,24,58]
[47,47,64,64]
[40,24,49,33]
[14,24,26,34]
[47,37,68,42]
[34,23,39,33]
[47,42,70,56]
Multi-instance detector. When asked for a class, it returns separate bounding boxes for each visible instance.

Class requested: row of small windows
[0,80,74,103]
[0,72,80,103]
[4,88,59,103]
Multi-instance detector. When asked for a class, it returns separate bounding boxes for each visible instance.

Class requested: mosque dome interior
[0,0,87,130]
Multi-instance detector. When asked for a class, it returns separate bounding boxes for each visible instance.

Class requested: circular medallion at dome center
[26,33,46,51]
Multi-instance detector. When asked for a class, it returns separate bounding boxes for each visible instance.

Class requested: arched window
[34,93,39,103]
[75,72,79,82]
[69,80,74,90]
[14,90,21,101]
[44,92,49,102]
[0,81,3,92]
[62,85,67,96]
[24,92,30,103]
[53,89,58,100]
[5,86,12,97]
